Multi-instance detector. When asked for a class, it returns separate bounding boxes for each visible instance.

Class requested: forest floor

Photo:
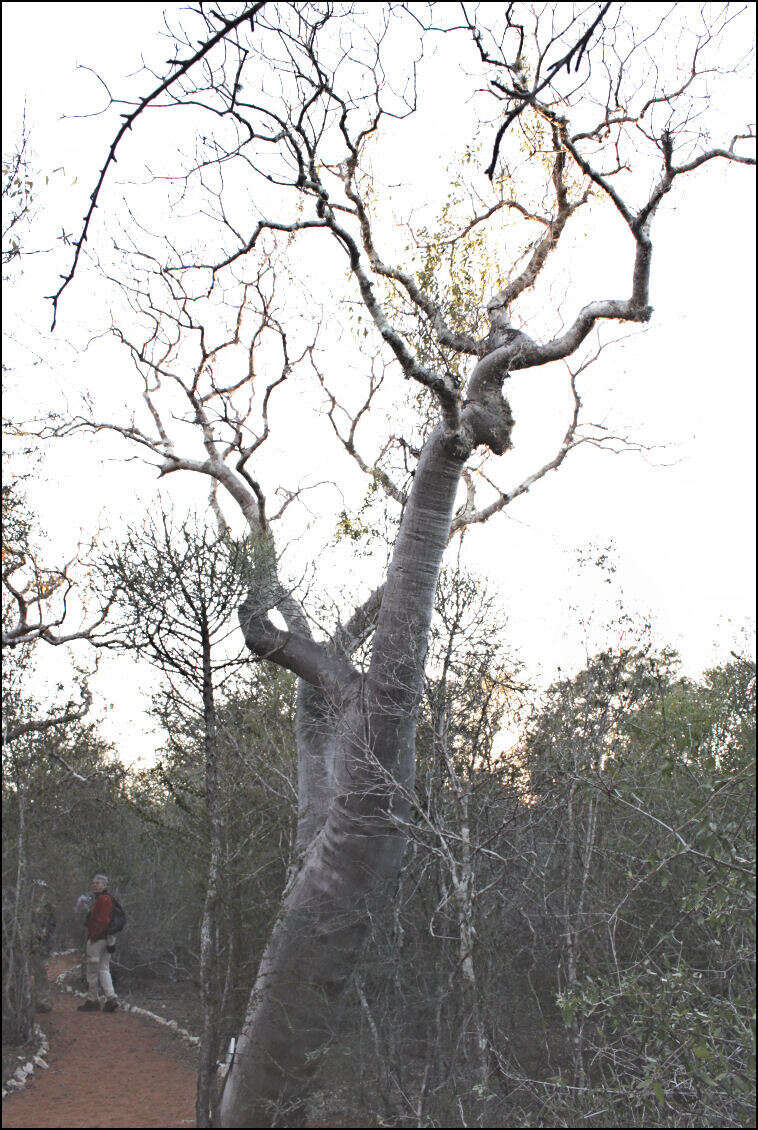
[3,954,384,1127]
[2,953,198,1128]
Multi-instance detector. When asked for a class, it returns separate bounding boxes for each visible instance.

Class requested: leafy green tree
[524,646,756,1127]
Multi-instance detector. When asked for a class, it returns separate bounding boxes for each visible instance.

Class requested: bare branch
[239,594,356,694]
[468,1,612,178]
[49,2,267,328]
[2,687,92,752]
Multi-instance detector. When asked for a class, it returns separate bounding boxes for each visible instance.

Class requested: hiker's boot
[77,1000,100,1012]
[103,998,119,1013]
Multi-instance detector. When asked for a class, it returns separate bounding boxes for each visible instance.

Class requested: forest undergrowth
[4,591,755,1128]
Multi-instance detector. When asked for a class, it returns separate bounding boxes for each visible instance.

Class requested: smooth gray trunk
[293,681,338,856]
[221,329,514,1124]
[219,429,467,1126]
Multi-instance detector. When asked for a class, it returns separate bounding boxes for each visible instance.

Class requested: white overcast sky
[2,2,756,766]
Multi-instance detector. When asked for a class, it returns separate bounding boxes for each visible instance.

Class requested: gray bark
[219,347,514,1126]
[293,682,338,857]
[197,616,222,1128]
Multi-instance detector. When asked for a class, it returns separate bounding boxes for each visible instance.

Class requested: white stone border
[54,964,80,988]
[2,948,200,1102]
[58,981,200,1046]
[122,1001,200,1046]
[1,1023,50,1100]
[1,950,79,1099]
[54,953,200,1043]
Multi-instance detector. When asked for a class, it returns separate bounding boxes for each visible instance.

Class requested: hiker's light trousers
[86,938,116,1001]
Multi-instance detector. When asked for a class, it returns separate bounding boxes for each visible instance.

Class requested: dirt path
[3,955,197,1128]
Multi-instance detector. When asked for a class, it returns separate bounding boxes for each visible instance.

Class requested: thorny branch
[49,2,266,328]
[461,1,613,178]
[2,687,93,757]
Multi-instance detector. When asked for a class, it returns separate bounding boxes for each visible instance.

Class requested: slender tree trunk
[562,714,600,1090]
[452,835,489,1092]
[218,838,237,1048]
[197,618,223,1128]
[438,698,490,1094]
[3,775,34,1044]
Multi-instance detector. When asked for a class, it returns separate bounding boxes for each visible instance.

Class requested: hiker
[77,874,119,1013]
[30,879,56,1013]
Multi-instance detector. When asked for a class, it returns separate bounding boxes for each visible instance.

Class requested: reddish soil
[3,955,197,1128]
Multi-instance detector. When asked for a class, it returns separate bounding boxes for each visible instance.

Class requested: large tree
[42,4,754,1124]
